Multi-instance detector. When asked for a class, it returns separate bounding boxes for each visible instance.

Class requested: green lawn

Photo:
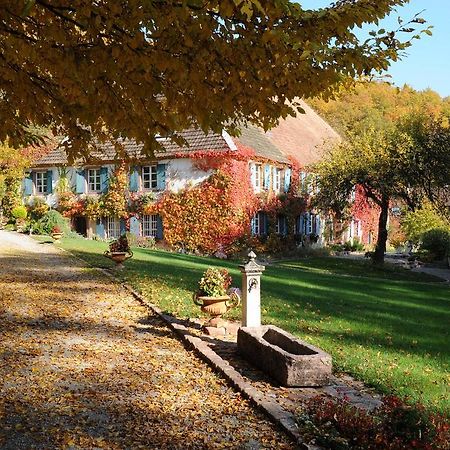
[57,237,450,413]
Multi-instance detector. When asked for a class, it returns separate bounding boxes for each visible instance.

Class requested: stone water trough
[237,325,332,387]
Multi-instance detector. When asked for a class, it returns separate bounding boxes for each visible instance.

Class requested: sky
[298,0,450,97]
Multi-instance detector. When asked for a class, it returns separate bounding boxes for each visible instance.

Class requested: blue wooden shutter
[316,215,321,236]
[264,164,270,190]
[156,215,163,240]
[75,169,86,194]
[261,212,268,235]
[284,168,291,192]
[46,170,53,194]
[250,216,256,235]
[100,167,109,193]
[23,172,33,196]
[156,163,166,190]
[129,216,141,236]
[306,213,312,235]
[96,219,105,238]
[129,166,139,192]
[281,216,287,236]
[119,219,126,235]
[298,214,305,235]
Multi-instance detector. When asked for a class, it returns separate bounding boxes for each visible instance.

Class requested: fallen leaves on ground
[0,233,294,449]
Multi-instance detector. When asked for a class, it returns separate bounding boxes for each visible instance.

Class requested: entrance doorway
[73,216,87,237]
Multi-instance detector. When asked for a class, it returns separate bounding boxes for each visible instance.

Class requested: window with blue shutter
[75,169,86,194]
[129,166,139,192]
[306,213,312,235]
[129,216,141,236]
[46,170,53,194]
[156,215,164,240]
[263,164,270,190]
[119,219,126,235]
[156,163,166,190]
[100,167,109,193]
[23,172,33,196]
[96,219,106,239]
[250,216,256,235]
[284,168,291,193]
[297,214,305,235]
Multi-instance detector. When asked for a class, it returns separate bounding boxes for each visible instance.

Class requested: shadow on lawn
[63,247,450,364]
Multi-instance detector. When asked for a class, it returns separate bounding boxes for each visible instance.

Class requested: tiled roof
[32,102,339,168]
[32,128,231,167]
[236,125,290,164]
[263,100,340,167]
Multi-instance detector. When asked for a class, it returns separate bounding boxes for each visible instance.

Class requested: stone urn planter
[52,232,63,241]
[104,235,133,269]
[193,293,240,327]
[104,250,133,268]
[193,267,240,327]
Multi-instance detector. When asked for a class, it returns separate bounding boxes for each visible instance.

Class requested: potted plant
[104,234,133,268]
[51,225,63,241]
[193,267,240,327]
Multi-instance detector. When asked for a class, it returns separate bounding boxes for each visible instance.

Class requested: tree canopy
[313,115,450,264]
[0,0,426,161]
[310,81,450,137]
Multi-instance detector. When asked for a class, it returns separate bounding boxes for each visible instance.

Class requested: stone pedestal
[239,251,265,327]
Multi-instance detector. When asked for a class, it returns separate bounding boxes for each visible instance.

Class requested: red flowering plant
[297,395,449,450]
[108,234,130,253]
[51,225,62,234]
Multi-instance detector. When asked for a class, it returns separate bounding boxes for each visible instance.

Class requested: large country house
[22,102,376,254]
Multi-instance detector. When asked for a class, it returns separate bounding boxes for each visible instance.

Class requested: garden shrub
[402,204,449,245]
[36,209,70,235]
[126,233,156,249]
[27,197,50,221]
[297,395,449,449]
[11,205,27,221]
[420,229,450,260]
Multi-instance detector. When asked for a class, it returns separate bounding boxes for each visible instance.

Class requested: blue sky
[298,0,450,97]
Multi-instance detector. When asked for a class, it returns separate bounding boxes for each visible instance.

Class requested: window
[142,165,157,190]
[356,220,362,238]
[273,168,281,192]
[250,163,262,190]
[276,215,287,236]
[35,171,47,194]
[88,168,101,192]
[142,214,158,237]
[106,216,120,239]
[252,212,260,235]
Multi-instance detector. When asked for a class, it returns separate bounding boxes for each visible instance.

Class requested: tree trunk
[373,194,390,265]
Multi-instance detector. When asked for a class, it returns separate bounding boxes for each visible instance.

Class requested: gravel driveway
[0,231,293,449]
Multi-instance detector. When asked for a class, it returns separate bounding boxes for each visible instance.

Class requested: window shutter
[299,214,305,235]
[129,216,141,236]
[250,216,256,235]
[261,212,268,235]
[306,213,312,235]
[23,172,33,196]
[129,166,139,192]
[96,219,105,238]
[156,163,166,190]
[100,167,109,193]
[119,219,126,235]
[264,164,270,189]
[284,168,291,192]
[46,170,53,194]
[281,216,287,236]
[316,215,321,236]
[156,215,163,240]
[75,169,86,194]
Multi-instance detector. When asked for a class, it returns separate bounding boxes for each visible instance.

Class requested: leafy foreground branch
[0,0,428,159]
